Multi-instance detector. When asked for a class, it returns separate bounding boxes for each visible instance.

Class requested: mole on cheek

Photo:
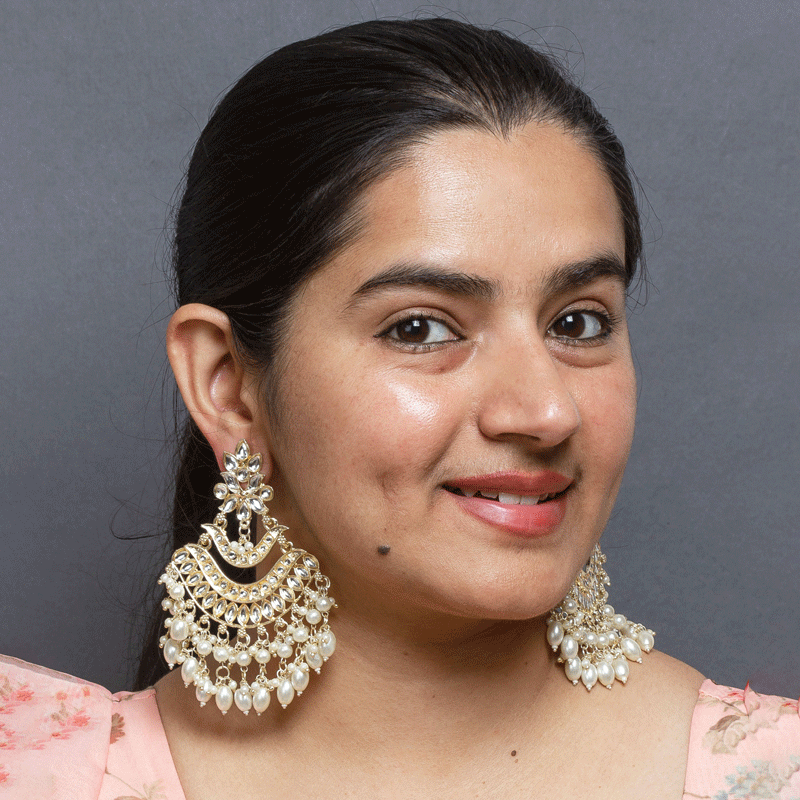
[377,545,391,555]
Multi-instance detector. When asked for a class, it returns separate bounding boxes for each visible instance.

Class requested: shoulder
[0,654,157,799]
[684,679,800,799]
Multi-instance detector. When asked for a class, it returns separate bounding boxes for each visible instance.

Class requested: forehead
[325,122,625,292]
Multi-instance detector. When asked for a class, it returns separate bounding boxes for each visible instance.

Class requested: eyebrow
[347,253,627,307]
[348,262,499,306]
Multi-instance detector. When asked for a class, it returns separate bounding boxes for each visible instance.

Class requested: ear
[166,303,268,474]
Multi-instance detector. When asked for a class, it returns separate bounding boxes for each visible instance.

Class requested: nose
[477,336,581,448]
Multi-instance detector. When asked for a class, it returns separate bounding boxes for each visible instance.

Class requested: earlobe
[166,303,267,472]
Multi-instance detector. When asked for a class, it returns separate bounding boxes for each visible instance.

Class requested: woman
[2,18,797,800]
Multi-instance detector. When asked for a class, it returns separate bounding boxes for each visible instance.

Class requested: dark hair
[134,17,643,688]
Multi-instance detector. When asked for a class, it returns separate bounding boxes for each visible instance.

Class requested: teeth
[463,489,477,497]
[479,491,499,500]
[520,495,541,505]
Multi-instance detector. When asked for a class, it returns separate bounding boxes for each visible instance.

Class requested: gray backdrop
[1,0,798,697]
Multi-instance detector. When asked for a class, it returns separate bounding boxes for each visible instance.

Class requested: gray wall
[1,0,798,696]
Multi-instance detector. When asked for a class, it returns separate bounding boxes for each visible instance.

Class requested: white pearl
[253,686,270,715]
[213,645,230,663]
[320,631,336,659]
[163,639,181,665]
[236,651,252,667]
[305,645,323,670]
[637,631,655,652]
[170,618,189,641]
[315,596,334,613]
[215,685,233,714]
[597,661,615,688]
[584,632,598,647]
[195,682,212,706]
[565,657,582,683]
[255,648,271,664]
[563,599,577,613]
[276,642,294,659]
[234,687,252,714]
[621,637,642,662]
[581,664,598,690]
[291,668,310,692]
[546,621,564,648]
[180,656,199,685]
[560,635,578,660]
[277,679,295,707]
[602,604,615,617]
[305,608,322,625]
[161,598,174,611]
[196,639,213,657]
[168,583,185,600]
[597,634,609,647]
[613,657,630,683]
[292,626,309,643]
[611,614,626,630]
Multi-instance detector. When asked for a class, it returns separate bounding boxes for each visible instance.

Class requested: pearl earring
[546,544,654,690]
[158,440,336,714]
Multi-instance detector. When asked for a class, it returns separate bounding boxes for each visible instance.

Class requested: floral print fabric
[1,655,798,799]
[683,681,800,799]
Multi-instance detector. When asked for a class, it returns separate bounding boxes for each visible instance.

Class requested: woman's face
[255,123,636,625]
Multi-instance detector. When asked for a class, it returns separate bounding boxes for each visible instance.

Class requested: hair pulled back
[135,17,643,688]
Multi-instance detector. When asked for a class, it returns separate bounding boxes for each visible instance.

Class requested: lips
[442,471,572,537]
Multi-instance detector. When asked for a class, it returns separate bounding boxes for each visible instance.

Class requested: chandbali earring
[158,440,336,715]
[546,544,654,690]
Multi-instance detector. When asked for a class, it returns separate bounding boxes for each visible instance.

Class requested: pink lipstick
[442,470,571,537]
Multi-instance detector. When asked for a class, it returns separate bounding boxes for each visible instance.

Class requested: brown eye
[385,316,458,346]
[550,311,606,340]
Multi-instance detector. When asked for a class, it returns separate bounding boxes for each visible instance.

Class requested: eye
[383,315,460,347]
[549,310,611,342]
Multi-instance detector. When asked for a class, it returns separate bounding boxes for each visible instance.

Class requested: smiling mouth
[442,486,568,505]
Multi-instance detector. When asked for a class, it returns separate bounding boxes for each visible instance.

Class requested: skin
[158,122,704,800]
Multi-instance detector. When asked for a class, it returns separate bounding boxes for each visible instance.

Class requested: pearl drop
[276,642,294,659]
[255,648,271,664]
[305,608,322,625]
[613,657,630,683]
[637,631,655,652]
[215,685,233,714]
[546,621,564,648]
[565,657,582,683]
[195,682,212,706]
[612,613,627,629]
[305,645,323,670]
[196,639,213,657]
[621,637,642,662]
[170,618,189,641]
[277,679,295,707]
[253,686,270,715]
[291,668,310,692]
[597,634,609,647]
[292,626,309,643]
[163,639,180,665]
[234,687,252,714]
[602,604,615,617]
[180,656,199,685]
[584,632,598,647]
[320,631,336,659]
[315,596,334,613]
[213,645,229,663]
[597,661,615,688]
[236,651,252,667]
[581,664,598,690]
[560,635,578,660]
[161,598,174,611]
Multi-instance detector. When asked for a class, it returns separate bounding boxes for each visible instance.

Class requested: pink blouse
[1,654,798,799]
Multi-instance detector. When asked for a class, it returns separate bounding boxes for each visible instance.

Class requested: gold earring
[546,544,654,690]
[158,440,336,714]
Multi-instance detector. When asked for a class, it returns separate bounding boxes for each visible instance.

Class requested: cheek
[573,363,637,479]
